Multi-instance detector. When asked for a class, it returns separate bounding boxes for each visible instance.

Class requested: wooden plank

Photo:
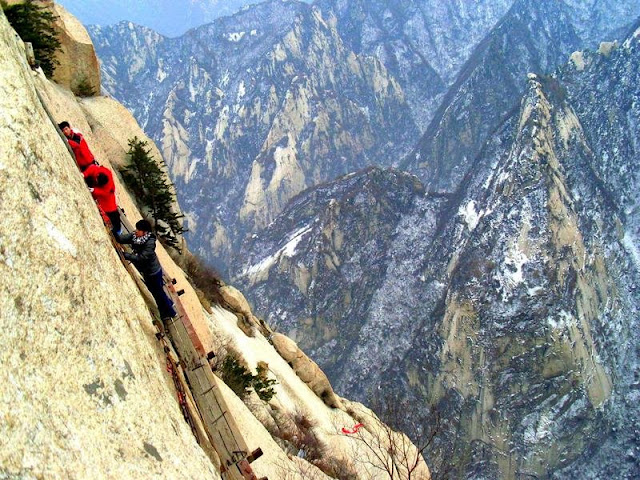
[166,316,249,480]
[112,215,263,479]
[164,341,222,469]
[165,279,206,356]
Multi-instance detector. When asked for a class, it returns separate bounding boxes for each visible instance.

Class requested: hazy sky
[57,0,312,37]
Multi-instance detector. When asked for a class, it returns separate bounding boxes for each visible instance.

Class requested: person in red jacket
[84,163,121,234]
[58,121,96,173]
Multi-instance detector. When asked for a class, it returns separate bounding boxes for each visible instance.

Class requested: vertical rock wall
[0,10,218,479]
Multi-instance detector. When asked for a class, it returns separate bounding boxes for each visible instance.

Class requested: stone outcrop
[219,284,261,335]
[271,333,342,409]
[218,284,276,338]
[51,2,101,96]
[8,0,102,94]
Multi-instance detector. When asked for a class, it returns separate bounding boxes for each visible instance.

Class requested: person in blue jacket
[118,219,176,321]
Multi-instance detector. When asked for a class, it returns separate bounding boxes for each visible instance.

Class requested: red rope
[341,423,364,434]
[166,356,198,437]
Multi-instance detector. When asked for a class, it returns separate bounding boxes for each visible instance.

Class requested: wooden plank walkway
[112,213,266,480]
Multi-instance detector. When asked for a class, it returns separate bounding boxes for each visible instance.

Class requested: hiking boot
[152,319,166,336]
[162,314,178,324]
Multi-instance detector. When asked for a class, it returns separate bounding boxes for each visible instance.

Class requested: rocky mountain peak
[90,2,419,271]
[316,0,514,129]
[234,11,640,478]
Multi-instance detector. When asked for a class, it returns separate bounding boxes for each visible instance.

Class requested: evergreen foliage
[74,74,96,97]
[2,0,61,76]
[220,355,254,399]
[254,363,277,402]
[219,355,277,402]
[121,137,184,250]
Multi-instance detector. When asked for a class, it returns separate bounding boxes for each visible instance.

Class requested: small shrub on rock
[219,354,277,402]
[2,0,61,76]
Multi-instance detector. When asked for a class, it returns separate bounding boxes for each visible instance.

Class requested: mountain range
[90,0,420,272]
[237,22,640,478]
[87,0,640,477]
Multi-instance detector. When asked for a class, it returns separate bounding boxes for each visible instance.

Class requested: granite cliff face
[0,6,430,479]
[235,19,640,480]
[0,10,217,478]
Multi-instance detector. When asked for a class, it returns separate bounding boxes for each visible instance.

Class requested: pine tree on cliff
[122,137,184,250]
[2,0,61,76]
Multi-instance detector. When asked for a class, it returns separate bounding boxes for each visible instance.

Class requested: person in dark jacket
[118,219,176,321]
[58,121,96,173]
[84,163,121,234]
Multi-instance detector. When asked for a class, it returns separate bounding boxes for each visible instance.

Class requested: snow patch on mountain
[623,231,640,269]
[458,200,492,231]
[226,31,246,42]
[242,224,312,281]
